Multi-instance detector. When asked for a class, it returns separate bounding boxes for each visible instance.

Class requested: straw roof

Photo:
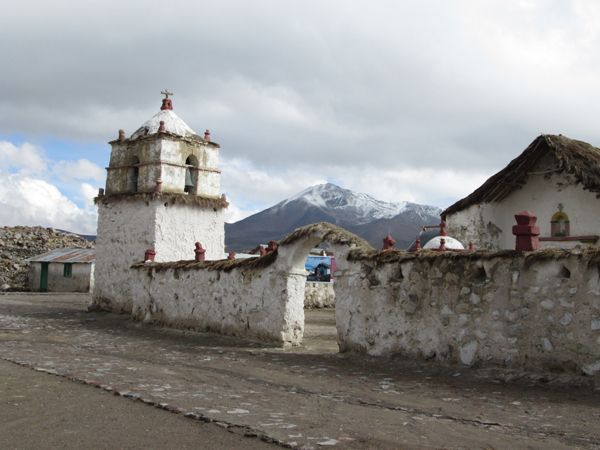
[94,192,229,209]
[442,134,600,218]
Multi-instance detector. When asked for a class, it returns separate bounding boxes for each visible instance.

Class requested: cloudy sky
[2,0,600,234]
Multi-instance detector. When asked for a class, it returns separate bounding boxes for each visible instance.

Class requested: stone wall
[304,282,335,308]
[129,254,305,346]
[95,222,600,374]
[334,248,600,374]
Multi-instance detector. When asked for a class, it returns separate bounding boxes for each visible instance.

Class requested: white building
[92,93,228,312]
[443,134,600,250]
[27,248,95,293]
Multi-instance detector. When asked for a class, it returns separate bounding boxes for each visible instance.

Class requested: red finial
[158,120,166,133]
[267,240,278,253]
[194,242,206,261]
[144,249,156,262]
[204,130,211,141]
[259,247,267,256]
[468,242,474,251]
[155,178,163,192]
[382,235,395,250]
[227,252,236,260]
[160,90,173,111]
[118,129,125,140]
[439,220,448,236]
[438,238,447,251]
[98,188,104,196]
[412,238,421,252]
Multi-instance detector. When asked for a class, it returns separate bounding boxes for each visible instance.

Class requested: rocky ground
[2,293,600,449]
[0,226,94,291]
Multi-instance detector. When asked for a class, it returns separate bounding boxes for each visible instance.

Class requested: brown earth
[1,293,600,449]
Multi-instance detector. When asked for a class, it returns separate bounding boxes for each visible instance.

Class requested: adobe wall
[334,248,600,374]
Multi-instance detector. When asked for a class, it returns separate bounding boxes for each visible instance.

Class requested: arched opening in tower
[128,156,140,193]
[184,155,199,194]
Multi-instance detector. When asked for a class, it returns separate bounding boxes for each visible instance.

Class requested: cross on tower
[161,89,173,99]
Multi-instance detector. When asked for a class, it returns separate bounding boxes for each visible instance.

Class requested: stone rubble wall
[304,282,335,309]
[334,249,600,374]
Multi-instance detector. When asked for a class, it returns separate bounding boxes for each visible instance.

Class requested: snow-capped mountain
[225,183,443,252]
[277,183,442,224]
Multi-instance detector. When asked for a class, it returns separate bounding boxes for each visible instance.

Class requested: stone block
[460,340,478,366]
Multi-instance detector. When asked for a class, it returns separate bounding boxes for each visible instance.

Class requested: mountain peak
[225,184,443,252]
[282,183,409,223]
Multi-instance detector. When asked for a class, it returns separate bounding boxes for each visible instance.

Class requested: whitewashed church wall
[93,201,156,312]
[93,199,225,312]
[154,202,224,262]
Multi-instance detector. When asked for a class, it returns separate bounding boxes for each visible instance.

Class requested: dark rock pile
[0,226,94,291]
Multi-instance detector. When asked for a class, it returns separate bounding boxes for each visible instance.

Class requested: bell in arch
[184,168,194,192]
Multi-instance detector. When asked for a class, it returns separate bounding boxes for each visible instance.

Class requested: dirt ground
[1,293,600,450]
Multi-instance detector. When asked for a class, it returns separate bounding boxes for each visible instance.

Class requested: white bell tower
[92,91,227,312]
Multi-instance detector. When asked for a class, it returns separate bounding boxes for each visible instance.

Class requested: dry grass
[132,249,278,273]
[278,222,374,250]
[95,192,229,209]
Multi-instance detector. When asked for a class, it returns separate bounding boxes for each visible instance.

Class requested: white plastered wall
[446,154,600,250]
[93,199,225,313]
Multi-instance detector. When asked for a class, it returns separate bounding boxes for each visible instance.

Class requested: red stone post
[227,252,236,260]
[412,238,421,252]
[144,250,156,262]
[512,211,540,251]
[438,238,447,251]
[267,240,278,253]
[382,235,395,250]
[195,242,206,261]
[439,221,448,236]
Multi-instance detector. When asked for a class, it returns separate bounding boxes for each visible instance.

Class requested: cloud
[1,1,600,224]
[0,141,47,175]
[53,158,105,182]
[0,170,97,234]
[79,182,98,211]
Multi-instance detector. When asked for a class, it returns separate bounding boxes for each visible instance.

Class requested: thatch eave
[442,134,600,219]
[94,192,229,209]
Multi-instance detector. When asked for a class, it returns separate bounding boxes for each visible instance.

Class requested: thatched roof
[278,222,374,250]
[442,134,600,218]
[132,249,278,273]
[94,192,229,209]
